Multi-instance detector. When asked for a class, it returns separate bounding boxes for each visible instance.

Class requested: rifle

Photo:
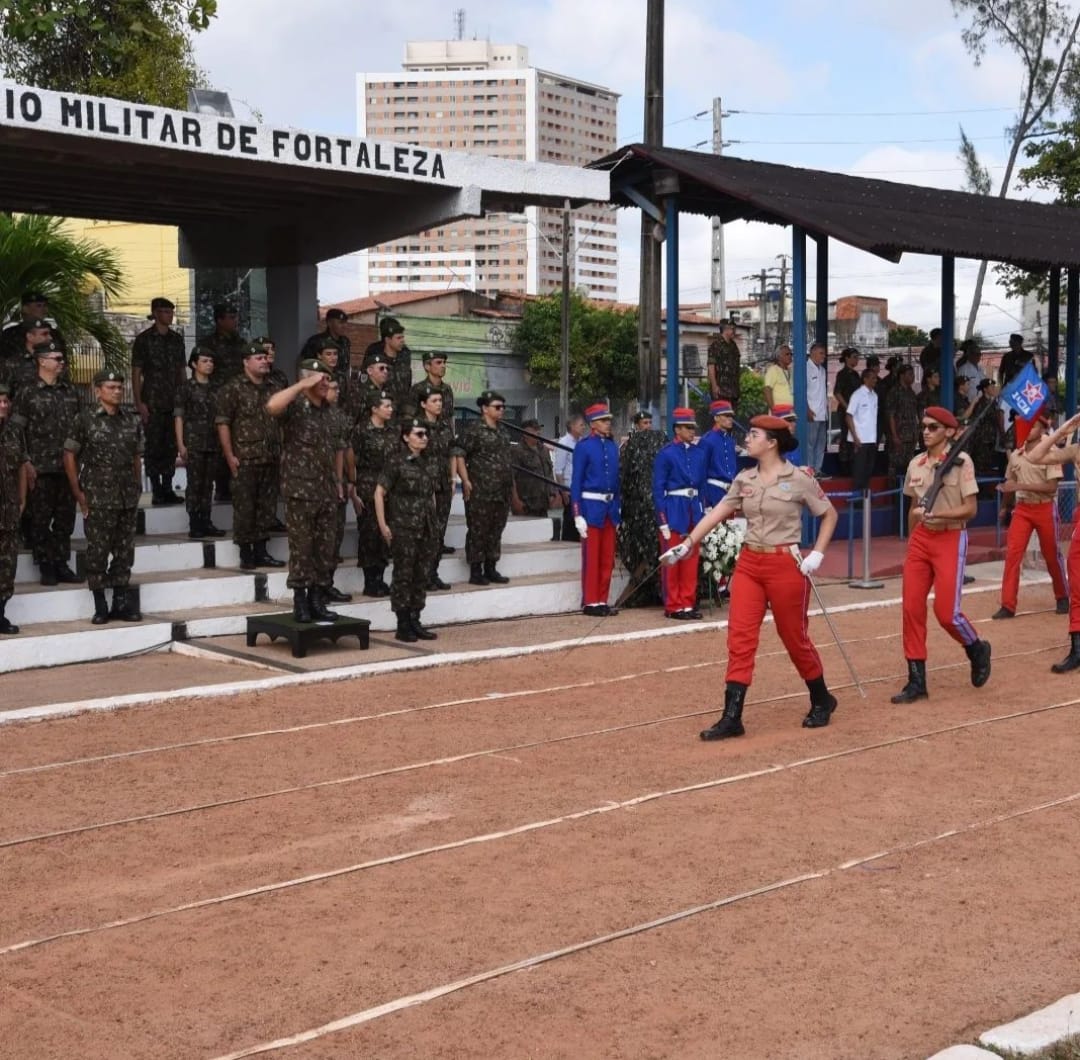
[919,397,997,515]
[512,463,570,496]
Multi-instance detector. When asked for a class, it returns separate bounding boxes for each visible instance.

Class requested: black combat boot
[803,675,838,729]
[1051,632,1080,674]
[188,513,206,539]
[90,589,110,625]
[410,610,437,640]
[292,588,313,624]
[325,583,352,603]
[239,543,257,570]
[361,566,381,597]
[161,478,183,505]
[309,587,339,623]
[700,682,748,741]
[149,474,164,505]
[110,587,142,622]
[374,565,391,596]
[39,561,58,587]
[483,561,509,584]
[395,609,418,643]
[469,563,489,586]
[0,598,19,635]
[427,566,451,591]
[54,561,82,583]
[254,540,285,568]
[204,515,226,538]
[890,660,928,704]
[965,638,992,688]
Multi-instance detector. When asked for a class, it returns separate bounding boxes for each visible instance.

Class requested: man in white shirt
[956,341,986,389]
[845,368,879,493]
[805,341,829,475]
[553,413,587,541]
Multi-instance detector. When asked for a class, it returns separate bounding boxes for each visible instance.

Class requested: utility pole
[710,97,727,323]
[637,0,663,410]
[758,269,767,357]
[560,199,571,429]
[776,254,789,348]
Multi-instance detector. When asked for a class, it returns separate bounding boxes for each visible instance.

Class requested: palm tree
[0,213,128,369]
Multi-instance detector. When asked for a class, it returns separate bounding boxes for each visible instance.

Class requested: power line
[728,135,1008,147]
[728,105,1018,118]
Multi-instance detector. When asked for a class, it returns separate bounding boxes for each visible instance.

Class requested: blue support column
[665,195,680,427]
[815,236,829,346]
[1048,268,1061,378]
[940,256,955,411]
[792,226,808,457]
[1066,267,1078,418]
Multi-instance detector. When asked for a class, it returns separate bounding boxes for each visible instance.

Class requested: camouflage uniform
[328,403,352,566]
[2,350,40,400]
[200,329,249,390]
[707,336,742,404]
[174,378,218,521]
[1,318,67,360]
[0,414,27,607]
[299,331,352,409]
[408,377,455,424]
[11,376,80,568]
[353,420,398,570]
[280,395,341,590]
[511,440,555,516]
[423,415,457,575]
[214,376,281,546]
[65,404,144,590]
[365,340,413,413]
[131,324,186,480]
[348,378,384,425]
[459,419,513,565]
[886,384,920,478]
[379,449,437,613]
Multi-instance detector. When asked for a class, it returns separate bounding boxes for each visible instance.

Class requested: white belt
[582,491,614,502]
[707,478,730,489]
[665,488,698,497]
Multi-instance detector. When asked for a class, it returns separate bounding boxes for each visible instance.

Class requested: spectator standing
[553,413,587,542]
[845,368,879,493]
[707,321,742,405]
[763,345,793,409]
[805,342,829,475]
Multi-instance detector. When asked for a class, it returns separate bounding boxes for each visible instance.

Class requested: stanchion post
[849,489,884,590]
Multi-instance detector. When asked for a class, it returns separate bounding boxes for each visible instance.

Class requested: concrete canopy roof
[593,143,1080,271]
[0,81,608,267]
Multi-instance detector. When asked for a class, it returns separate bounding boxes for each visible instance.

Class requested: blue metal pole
[815,236,829,346]
[665,195,680,427]
[1048,268,1061,379]
[792,226,808,456]
[1066,267,1078,419]
[940,256,955,412]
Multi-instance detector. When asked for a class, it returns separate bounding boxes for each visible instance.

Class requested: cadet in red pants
[570,403,621,617]
[661,415,839,738]
[993,413,1069,620]
[652,407,707,619]
[1023,410,1080,672]
[891,406,992,703]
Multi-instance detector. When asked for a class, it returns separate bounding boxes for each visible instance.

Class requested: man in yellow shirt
[763,345,793,409]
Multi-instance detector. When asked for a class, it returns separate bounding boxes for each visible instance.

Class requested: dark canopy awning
[592,144,1080,271]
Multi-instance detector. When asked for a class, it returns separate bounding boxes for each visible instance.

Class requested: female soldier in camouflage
[0,383,28,634]
[417,383,456,591]
[352,390,398,596]
[174,347,225,540]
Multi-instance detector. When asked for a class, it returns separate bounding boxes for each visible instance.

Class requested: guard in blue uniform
[570,403,621,616]
[652,407,707,618]
[699,399,738,509]
[772,403,803,465]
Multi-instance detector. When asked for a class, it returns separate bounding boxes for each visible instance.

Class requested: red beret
[750,414,792,432]
[923,406,958,429]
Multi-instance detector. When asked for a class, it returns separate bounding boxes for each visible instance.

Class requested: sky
[192,0,1057,343]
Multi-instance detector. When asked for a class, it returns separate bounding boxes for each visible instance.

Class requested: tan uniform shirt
[727,461,833,547]
[1006,446,1063,504]
[903,449,978,526]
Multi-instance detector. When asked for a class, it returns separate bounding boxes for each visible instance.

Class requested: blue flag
[1000,361,1047,422]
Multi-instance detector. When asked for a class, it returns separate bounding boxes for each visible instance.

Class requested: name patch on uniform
[780,482,792,492]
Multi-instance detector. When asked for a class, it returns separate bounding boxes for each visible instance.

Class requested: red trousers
[902,525,979,660]
[725,548,822,685]
[1000,501,1068,612]
[580,519,616,606]
[1069,519,1080,634]
[659,529,699,613]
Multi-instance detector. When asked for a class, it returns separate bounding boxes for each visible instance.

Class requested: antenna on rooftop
[453,7,465,40]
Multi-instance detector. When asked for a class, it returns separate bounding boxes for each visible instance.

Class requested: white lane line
[0,644,1058,850]
[4,690,1077,960]
[206,788,1080,1059]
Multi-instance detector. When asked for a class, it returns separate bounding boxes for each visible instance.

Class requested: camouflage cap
[421,349,447,364]
[364,388,393,411]
[476,389,506,408]
[32,340,60,357]
[93,369,124,385]
[26,318,50,331]
[298,358,332,374]
[363,351,390,369]
[379,316,404,338]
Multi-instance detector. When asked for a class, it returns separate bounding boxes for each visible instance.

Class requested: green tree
[513,292,639,405]
[0,0,217,108]
[889,325,930,347]
[0,214,128,368]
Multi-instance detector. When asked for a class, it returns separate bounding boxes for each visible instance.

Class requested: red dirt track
[2,587,1079,1060]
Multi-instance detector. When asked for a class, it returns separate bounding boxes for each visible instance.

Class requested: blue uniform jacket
[699,427,738,508]
[652,441,706,534]
[571,433,621,527]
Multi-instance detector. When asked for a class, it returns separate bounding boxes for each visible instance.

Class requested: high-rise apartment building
[356,40,618,300]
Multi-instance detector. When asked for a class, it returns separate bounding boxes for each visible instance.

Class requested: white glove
[659,524,671,541]
[574,516,588,539]
[659,542,691,566]
[799,550,824,576]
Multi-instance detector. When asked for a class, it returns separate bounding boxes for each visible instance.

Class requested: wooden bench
[246,613,370,658]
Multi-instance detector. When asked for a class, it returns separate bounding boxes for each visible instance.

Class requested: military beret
[363,352,390,368]
[476,389,506,408]
[318,335,341,352]
[252,335,274,347]
[150,297,175,314]
[297,358,332,374]
[923,405,958,429]
[521,417,543,429]
[188,346,215,367]
[94,369,124,385]
[379,316,404,338]
[0,382,11,396]
[750,414,791,432]
[243,343,267,359]
[422,349,447,364]
[363,389,393,410]
[21,291,46,304]
[325,308,347,322]
[632,410,653,423]
[213,302,238,317]
[26,318,50,330]
[402,417,428,432]
[416,383,441,402]
[32,340,59,357]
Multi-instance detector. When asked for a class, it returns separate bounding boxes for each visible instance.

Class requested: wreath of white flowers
[699,518,746,585]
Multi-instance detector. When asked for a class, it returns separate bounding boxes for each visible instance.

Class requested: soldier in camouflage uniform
[458,389,514,585]
[408,350,455,425]
[0,383,28,634]
[416,384,456,591]
[348,351,392,424]
[376,417,438,642]
[267,359,345,624]
[174,346,226,540]
[251,337,290,390]
[324,377,353,603]
[885,364,920,478]
[707,321,742,405]
[313,335,351,415]
[511,418,558,518]
[352,389,398,596]
[11,341,82,585]
[200,303,248,502]
[299,307,352,380]
[364,317,413,413]
[215,344,285,570]
[132,297,186,505]
[1,291,67,364]
[1,321,53,398]
[63,370,144,624]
